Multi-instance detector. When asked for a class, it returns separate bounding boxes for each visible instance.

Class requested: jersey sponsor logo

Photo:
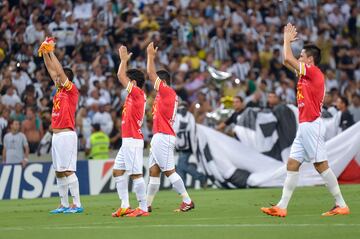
[53,98,61,111]
[152,101,158,119]
[297,83,304,101]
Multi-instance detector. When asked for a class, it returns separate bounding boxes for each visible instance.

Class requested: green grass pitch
[0,185,359,239]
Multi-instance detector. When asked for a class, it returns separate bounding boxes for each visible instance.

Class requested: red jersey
[121,82,146,139]
[152,78,178,136]
[52,80,79,130]
[296,62,325,123]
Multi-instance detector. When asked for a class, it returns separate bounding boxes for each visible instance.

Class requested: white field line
[0,213,349,231]
[1,223,360,231]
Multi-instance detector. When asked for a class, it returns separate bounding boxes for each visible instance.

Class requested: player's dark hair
[234,96,243,103]
[63,68,74,82]
[157,70,171,85]
[126,69,145,88]
[303,44,321,66]
[339,96,349,107]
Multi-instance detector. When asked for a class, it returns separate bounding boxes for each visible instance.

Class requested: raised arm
[43,53,58,83]
[146,42,159,84]
[116,46,132,88]
[283,23,300,73]
[42,50,68,86]
[48,51,68,85]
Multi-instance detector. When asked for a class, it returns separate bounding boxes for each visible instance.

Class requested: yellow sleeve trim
[126,82,133,93]
[299,62,306,76]
[154,77,161,91]
[63,79,73,91]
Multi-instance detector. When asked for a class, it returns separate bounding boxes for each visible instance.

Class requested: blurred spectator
[21,107,43,153]
[231,54,250,81]
[216,96,245,132]
[11,64,31,96]
[267,92,280,109]
[174,101,207,187]
[0,0,358,156]
[349,93,360,122]
[76,107,92,150]
[190,91,212,124]
[10,103,26,123]
[0,107,10,160]
[73,0,93,20]
[2,86,21,109]
[2,120,29,168]
[336,96,355,131]
[322,92,338,117]
[85,123,110,160]
[209,27,229,61]
[109,118,122,150]
[92,103,113,135]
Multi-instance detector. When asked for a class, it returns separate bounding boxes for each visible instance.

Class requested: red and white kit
[51,80,79,171]
[290,62,326,163]
[114,82,146,174]
[149,78,178,171]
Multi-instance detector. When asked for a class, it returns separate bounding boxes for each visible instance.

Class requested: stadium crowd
[0,0,359,158]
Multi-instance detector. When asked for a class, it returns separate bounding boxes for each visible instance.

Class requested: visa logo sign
[0,164,58,199]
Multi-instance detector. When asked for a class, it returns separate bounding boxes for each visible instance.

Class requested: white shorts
[289,117,327,163]
[52,131,78,172]
[149,133,176,172]
[113,138,144,175]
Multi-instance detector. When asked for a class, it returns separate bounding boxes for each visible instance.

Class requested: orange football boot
[322,205,350,216]
[111,207,133,217]
[261,206,287,217]
[126,208,150,217]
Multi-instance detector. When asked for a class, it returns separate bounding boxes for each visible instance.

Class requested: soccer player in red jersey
[39,38,83,214]
[111,46,149,217]
[261,24,349,217]
[146,42,194,212]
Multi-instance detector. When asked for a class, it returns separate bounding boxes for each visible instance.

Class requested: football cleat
[148,205,152,212]
[260,206,287,217]
[49,205,69,214]
[126,208,150,217]
[174,201,195,212]
[63,205,84,214]
[112,207,133,217]
[322,205,350,216]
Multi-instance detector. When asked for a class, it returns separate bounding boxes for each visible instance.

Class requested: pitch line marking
[1,224,360,231]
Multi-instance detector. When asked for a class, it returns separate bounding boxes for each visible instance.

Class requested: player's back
[122,84,146,139]
[152,80,178,136]
[52,80,79,130]
[297,62,325,123]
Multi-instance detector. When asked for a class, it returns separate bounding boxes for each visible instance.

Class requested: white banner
[196,122,360,187]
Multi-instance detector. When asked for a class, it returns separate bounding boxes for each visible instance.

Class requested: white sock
[277,171,299,209]
[320,168,347,207]
[67,174,82,207]
[133,177,148,212]
[146,176,160,206]
[168,173,191,204]
[115,175,129,208]
[56,177,69,208]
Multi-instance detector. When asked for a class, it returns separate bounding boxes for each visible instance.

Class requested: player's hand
[38,36,56,56]
[284,23,298,43]
[118,45,132,62]
[147,42,158,58]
